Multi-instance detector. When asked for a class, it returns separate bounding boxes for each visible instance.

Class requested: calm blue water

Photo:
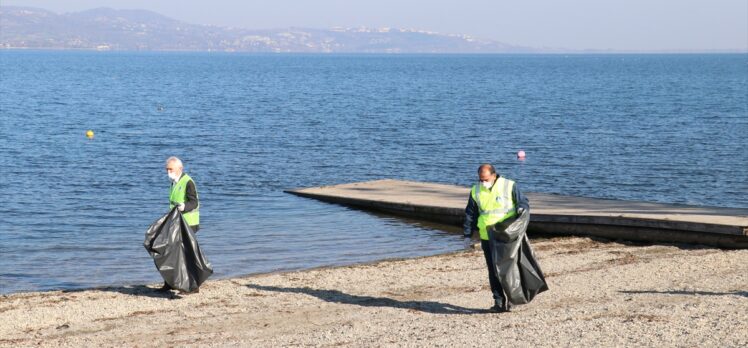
[1,52,746,294]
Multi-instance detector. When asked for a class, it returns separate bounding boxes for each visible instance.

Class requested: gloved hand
[177,203,185,212]
[517,207,526,215]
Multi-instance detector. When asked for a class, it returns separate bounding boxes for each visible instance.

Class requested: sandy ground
[1,237,746,347]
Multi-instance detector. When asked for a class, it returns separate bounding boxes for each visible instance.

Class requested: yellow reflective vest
[169,174,199,226]
[471,177,516,240]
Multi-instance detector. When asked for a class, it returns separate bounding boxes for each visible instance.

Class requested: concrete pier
[286,179,748,248]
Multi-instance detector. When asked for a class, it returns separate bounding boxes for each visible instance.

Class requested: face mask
[482,181,493,189]
[168,172,180,182]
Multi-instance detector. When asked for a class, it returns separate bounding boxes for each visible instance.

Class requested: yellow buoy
[86,130,94,139]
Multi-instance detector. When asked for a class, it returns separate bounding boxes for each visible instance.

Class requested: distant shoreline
[2,47,746,55]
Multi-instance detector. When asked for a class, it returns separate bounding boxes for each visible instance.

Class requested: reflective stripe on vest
[169,173,200,226]
[471,177,516,240]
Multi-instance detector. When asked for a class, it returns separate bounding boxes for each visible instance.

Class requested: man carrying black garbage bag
[144,156,211,295]
[464,164,548,313]
[144,206,213,295]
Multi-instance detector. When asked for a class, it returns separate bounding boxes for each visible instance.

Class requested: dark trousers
[481,240,505,303]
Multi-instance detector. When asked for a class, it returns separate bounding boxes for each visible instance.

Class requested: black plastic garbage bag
[488,206,548,305]
[144,207,213,292]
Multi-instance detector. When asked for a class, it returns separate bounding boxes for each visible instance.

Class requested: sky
[4,0,747,51]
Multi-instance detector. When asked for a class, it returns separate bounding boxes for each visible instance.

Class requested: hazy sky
[4,0,747,51]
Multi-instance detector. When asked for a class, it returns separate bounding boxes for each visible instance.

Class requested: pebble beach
[1,236,746,347]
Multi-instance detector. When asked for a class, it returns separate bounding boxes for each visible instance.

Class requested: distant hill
[0,6,536,53]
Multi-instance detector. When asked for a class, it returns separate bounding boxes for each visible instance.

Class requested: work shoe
[490,298,512,313]
[180,288,200,295]
[155,282,172,293]
[489,304,506,313]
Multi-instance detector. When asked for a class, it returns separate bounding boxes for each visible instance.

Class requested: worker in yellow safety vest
[159,156,201,294]
[464,163,527,312]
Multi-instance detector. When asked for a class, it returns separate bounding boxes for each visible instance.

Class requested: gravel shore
[1,237,746,347]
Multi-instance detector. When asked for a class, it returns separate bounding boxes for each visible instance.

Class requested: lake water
[0,52,746,294]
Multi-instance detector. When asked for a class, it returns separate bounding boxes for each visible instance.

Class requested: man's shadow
[246,283,488,314]
[62,285,182,300]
